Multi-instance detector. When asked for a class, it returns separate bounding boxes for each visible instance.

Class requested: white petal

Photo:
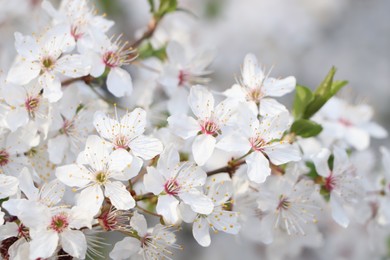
[312,148,331,178]
[192,134,216,166]
[93,111,119,140]
[144,167,165,195]
[109,237,141,260]
[345,127,370,151]
[157,145,180,169]
[259,98,288,117]
[180,190,214,215]
[81,135,111,171]
[18,168,38,201]
[55,54,90,77]
[193,217,211,247]
[14,32,40,60]
[0,174,19,199]
[88,52,106,77]
[40,74,63,102]
[262,143,301,165]
[56,164,91,188]
[166,41,187,65]
[108,149,133,173]
[120,108,147,137]
[4,108,29,132]
[330,193,349,228]
[29,230,58,259]
[39,179,66,207]
[178,203,197,223]
[156,194,179,224]
[122,156,143,180]
[167,114,200,139]
[361,122,388,138]
[245,152,271,183]
[0,222,19,240]
[242,53,264,88]
[107,67,133,97]
[77,185,104,216]
[263,76,296,97]
[104,181,135,210]
[61,230,87,259]
[48,134,69,164]
[130,211,148,236]
[216,132,251,153]
[223,84,246,101]
[189,85,214,119]
[7,59,40,85]
[130,135,163,160]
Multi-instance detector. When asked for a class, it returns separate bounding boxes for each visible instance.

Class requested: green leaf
[292,85,314,119]
[155,0,178,20]
[138,42,167,61]
[148,0,155,12]
[291,119,323,138]
[303,67,347,119]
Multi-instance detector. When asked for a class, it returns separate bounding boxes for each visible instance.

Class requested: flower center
[164,179,180,196]
[114,135,129,150]
[60,119,75,136]
[178,70,189,86]
[141,234,153,248]
[339,118,353,127]
[95,171,108,185]
[247,88,263,103]
[25,96,40,113]
[50,214,69,233]
[71,24,84,40]
[103,51,121,68]
[200,120,219,136]
[41,57,55,70]
[249,136,266,151]
[324,173,336,191]
[277,195,291,210]
[0,150,9,167]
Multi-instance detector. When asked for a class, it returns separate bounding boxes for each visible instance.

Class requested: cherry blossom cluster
[0,0,389,259]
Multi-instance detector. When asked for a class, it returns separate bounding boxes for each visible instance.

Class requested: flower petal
[167,114,200,139]
[245,152,271,183]
[130,135,163,160]
[104,181,135,210]
[61,230,87,259]
[192,134,216,166]
[109,237,141,260]
[193,217,211,247]
[56,164,92,188]
[156,194,179,224]
[188,85,214,119]
[107,67,133,97]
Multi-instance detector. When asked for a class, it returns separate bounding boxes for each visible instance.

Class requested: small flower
[224,53,296,116]
[144,146,214,224]
[56,135,135,215]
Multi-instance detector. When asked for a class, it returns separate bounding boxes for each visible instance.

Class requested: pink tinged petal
[7,59,41,85]
[193,217,211,247]
[55,54,91,77]
[130,135,163,160]
[259,98,288,117]
[330,193,349,228]
[167,114,200,139]
[188,85,214,119]
[166,41,187,65]
[104,181,135,210]
[56,164,92,188]
[156,194,180,224]
[179,190,214,215]
[48,134,69,164]
[144,167,165,195]
[18,168,38,200]
[107,67,133,97]
[108,149,133,173]
[120,108,147,137]
[262,76,296,97]
[130,212,148,236]
[29,230,59,259]
[0,222,18,240]
[122,156,143,180]
[216,133,251,153]
[223,84,246,101]
[60,230,87,259]
[4,108,29,132]
[109,237,141,260]
[39,179,65,207]
[40,74,63,102]
[245,152,271,183]
[361,122,388,138]
[345,127,370,151]
[312,148,331,178]
[0,174,19,199]
[77,185,104,216]
[242,53,264,87]
[192,134,216,166]
[262,143,301,165]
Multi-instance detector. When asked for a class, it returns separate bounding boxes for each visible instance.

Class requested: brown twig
[130,18,158,48]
